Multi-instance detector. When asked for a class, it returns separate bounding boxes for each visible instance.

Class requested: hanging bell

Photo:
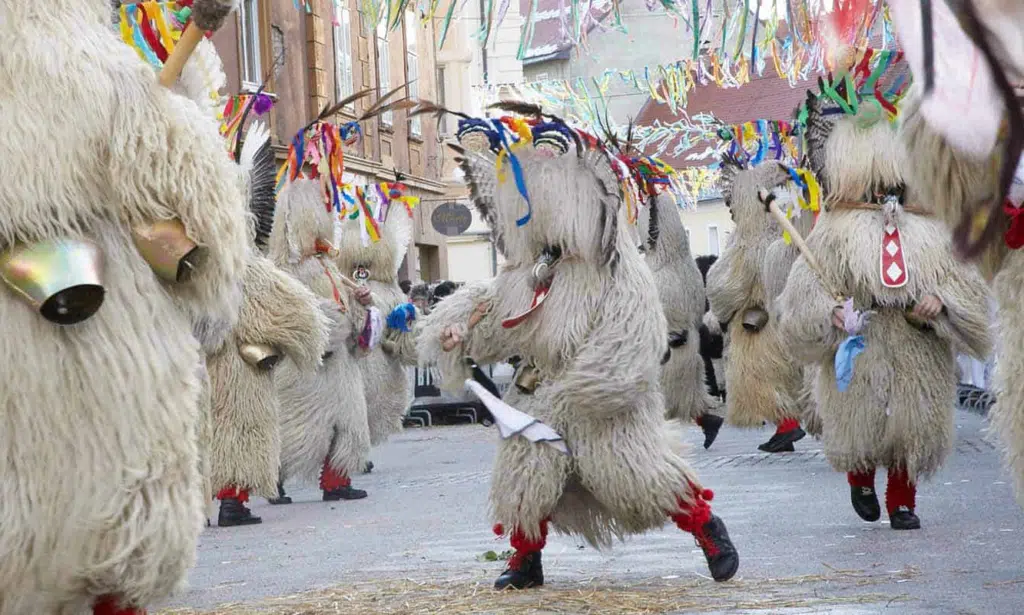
[0,238,105,325]
[132,218,201,283]
[239,343,281,371]
[741,307,769,332]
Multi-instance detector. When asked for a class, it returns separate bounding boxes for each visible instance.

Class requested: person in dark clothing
[430,280,458,306]
[399,280,412,296]
[695,255,725,401]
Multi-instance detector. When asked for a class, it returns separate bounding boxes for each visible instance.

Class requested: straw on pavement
[158,565,919,614]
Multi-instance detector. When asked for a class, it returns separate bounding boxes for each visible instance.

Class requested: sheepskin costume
[635,193,723,448]
[0,1,248,613]
[776,58,992,530]
[269,177,373,502]
[333,194,420,448]
[893,5,1024,504]
[418,114,739,589]
[706,158,808,452]
[164,36,332,526]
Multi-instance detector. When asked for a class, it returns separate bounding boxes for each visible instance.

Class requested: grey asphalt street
[160,410,1024,614]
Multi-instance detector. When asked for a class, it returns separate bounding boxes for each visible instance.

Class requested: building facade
[210,0,456,283]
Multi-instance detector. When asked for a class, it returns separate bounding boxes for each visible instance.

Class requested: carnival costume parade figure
[635,192,724,448]
[166,34,333,527]
[208,121,331,526]
[706,158,809,453]
[269,177,373,502]
[0,1,250,613]
[418,111,739,590]
[334,192,421,450]
[892,4,1024,504]
[776,55,992,530]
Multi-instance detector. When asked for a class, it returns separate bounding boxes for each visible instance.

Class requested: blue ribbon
[127,6,162,69]
[491,119,532,227]
[835,335,866,393]
[386,303,417,333]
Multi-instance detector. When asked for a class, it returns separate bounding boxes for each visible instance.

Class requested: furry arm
[775,255,846,365]
[237,256,330,371]
[705,245,757,325]
[416,281,510,391]
[929,265,993,360]
[110,80,250,327]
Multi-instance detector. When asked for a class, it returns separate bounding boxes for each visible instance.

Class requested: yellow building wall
[678,199,735,258]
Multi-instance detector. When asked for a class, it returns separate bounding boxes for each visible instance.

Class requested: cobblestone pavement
[160,410,1024,614]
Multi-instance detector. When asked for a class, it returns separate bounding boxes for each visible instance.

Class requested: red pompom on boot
[493,520,548,590]
[848,468,881,522]
[757,417,805,453]
[669,486,738,581]
[93,595,145,615]
[321,457,367,501]
[217,486,261,527]
[885,467,920,530]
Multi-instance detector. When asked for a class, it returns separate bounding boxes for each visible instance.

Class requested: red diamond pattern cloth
[880,223,908,288]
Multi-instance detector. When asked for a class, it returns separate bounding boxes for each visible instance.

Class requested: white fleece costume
[418,116,739,588]
[0,1,248,613]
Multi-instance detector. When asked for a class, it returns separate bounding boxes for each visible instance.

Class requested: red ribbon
[1004,200,1024,249]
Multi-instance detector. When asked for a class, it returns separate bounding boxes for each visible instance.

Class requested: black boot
[694,515,739,582]
[850,486,881,522]
[267,481,292,505]
[362,461,374,474]
[889,506,921,530]
[494,551,544,590]
[699,413,724,449]
[757,427,805,453]
[218,498,262,527]
[323,485,368,501]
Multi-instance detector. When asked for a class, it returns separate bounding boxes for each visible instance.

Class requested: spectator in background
[430,280,457,307]
[410,283,431,315]
[399,280,412,297]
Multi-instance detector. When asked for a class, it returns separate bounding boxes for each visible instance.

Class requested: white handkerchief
[464,379,570,455]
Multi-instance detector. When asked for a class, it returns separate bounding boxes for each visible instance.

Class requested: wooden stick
[766,200,845,302]
[158,23,204,88]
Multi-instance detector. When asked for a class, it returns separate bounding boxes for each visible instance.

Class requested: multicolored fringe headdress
[275,86,419,244]
[717,120,803,167]
[801,47,910,126]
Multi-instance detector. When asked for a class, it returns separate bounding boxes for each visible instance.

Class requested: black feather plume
[487,100,543,118]
[249,134,277,250]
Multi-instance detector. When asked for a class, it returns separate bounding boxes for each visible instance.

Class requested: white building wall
[446,237,496,281]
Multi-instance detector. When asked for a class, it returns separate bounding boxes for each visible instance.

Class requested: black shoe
[494,551,544,590]
[850,486,881,522]
[889,506,921,530]
[218,498,262,527]
[699,413,724,449]
[694,515,739,582]
[363,461,374,474]
[267,481,292,505]
[323,486,368,501]
[757,427,806,453]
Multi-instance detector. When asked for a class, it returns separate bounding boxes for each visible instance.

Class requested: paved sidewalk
[160,410,1024,614]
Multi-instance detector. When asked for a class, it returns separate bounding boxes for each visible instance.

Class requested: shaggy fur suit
[269,178,373,497]
[900,81,1024,506]
[419,125,738,587]
[776,91,991,524]
[706,162,807,433]
[0,1,249,613]
[636,194,719,424]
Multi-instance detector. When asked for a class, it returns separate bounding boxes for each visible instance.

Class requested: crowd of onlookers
[400,279,463,315]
